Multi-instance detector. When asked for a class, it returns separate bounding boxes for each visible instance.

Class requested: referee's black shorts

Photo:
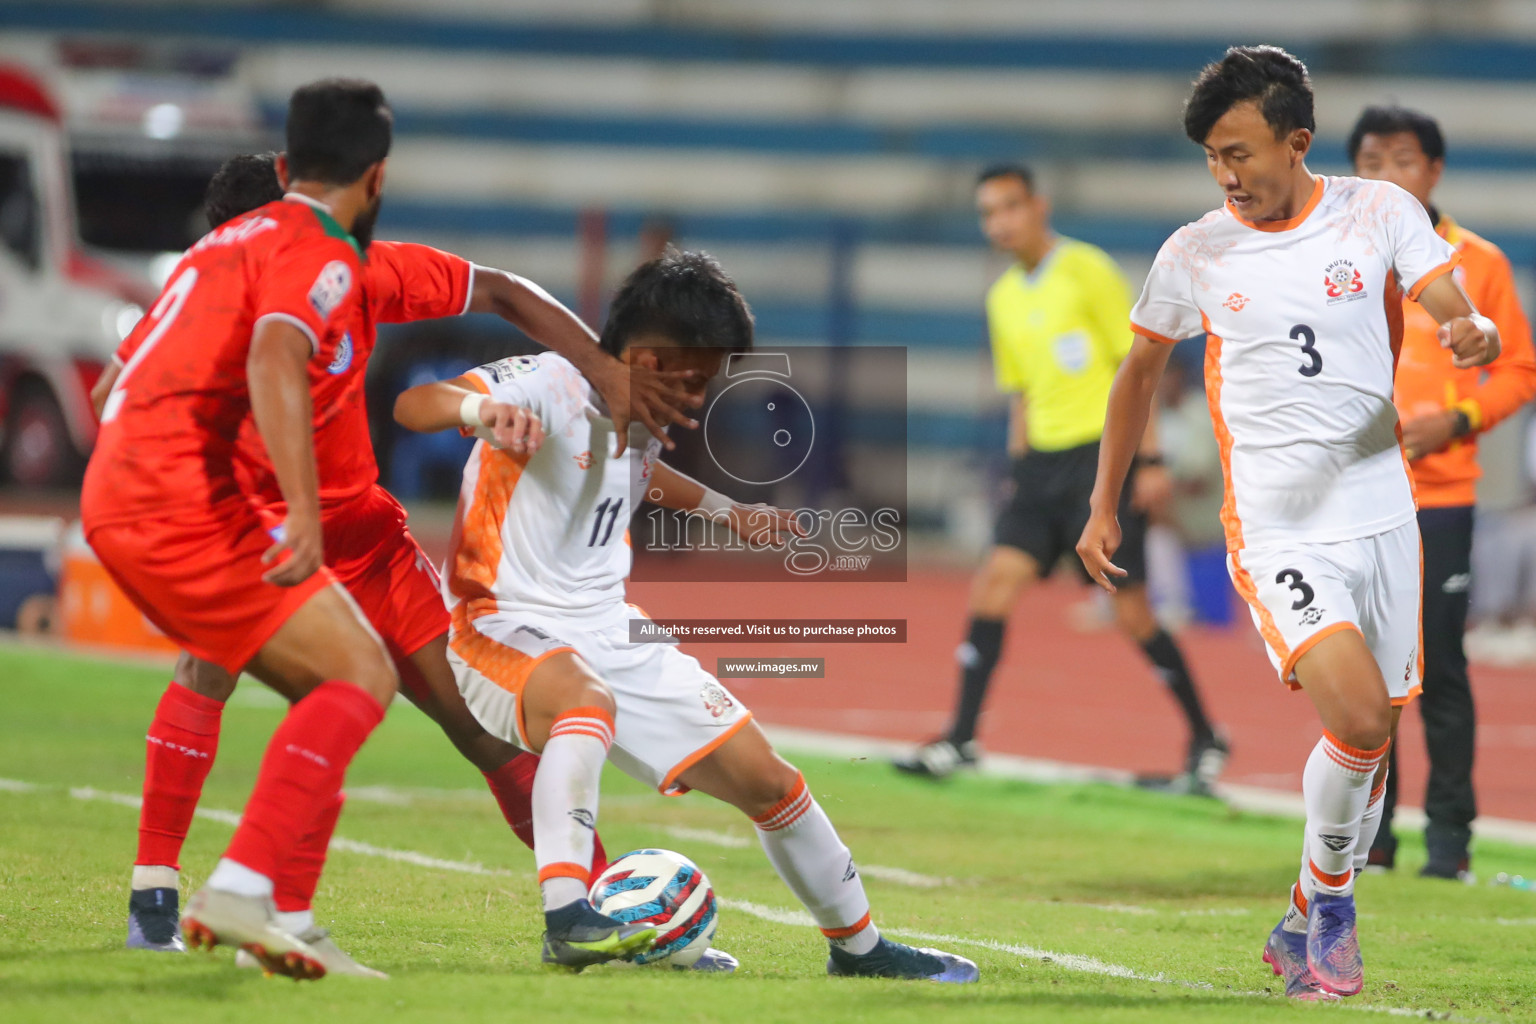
[993,440,1148,585]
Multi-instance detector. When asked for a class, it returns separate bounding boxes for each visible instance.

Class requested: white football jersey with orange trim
[1131,176,1458,550]
[445,353,661,627]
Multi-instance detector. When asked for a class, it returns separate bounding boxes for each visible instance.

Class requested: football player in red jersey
[82,79,409,980]
[100,153,710,974]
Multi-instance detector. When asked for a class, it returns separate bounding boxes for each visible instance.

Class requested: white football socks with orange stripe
[534,705,614,911]
[1353,768,1389,873]
[752,772,879,955]
[1299,730,1389,900]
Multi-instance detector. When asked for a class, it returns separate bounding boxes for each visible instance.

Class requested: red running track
[627,566,1536,825]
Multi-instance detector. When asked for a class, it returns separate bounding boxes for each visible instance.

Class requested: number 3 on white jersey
[101,267,198,423]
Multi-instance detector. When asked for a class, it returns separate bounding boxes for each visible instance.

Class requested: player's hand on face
[1439,316,1501,369]
[1401,409,1458,461]
[727,503,807,548]
[596,360,701,457]
[484,401,544,455]
[1076,508,1127,595]
[261,512,323,587]
[1130,463,1173,514]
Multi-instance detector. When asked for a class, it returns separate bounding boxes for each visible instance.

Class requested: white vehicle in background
[0,53,265,487]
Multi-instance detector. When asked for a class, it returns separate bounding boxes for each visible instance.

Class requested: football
[588,849,719,966]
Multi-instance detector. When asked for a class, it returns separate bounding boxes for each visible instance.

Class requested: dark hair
[1346,104,1446,164]
[1183,45,1315,145]
[285,78,392,185]
[976,162,1035,193]
[204,152,283,228]
[599,248,754,357]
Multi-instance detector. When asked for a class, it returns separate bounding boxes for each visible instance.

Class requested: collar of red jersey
[283,192,334,214]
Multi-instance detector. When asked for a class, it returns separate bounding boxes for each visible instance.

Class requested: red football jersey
[110,239,473,512]
[84,195,364,526]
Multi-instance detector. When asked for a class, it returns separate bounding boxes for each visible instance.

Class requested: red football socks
[222,681,384,880]
[136,682,223,869]
[273,792,345,913]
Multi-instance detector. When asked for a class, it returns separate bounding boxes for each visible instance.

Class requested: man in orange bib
[1349,104,1536,878]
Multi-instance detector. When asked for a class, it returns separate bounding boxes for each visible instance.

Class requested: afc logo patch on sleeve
[483,355,540,382]
[308,260,354,319]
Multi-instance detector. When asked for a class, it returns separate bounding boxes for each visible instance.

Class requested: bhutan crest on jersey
[1324,259,1367,304]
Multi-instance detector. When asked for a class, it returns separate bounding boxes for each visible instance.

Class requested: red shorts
[275,485,449,664]
[86,499,336,675]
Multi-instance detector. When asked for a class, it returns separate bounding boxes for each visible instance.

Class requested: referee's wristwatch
[1449,408,1474,439]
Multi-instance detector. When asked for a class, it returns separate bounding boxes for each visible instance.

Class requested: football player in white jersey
[1076,47,1498,1001]
[394,249,978,983]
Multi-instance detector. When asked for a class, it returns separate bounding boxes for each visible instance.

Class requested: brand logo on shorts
[700,680,735,718]
[1324,259,1367,304]
[326,332,353,374]
[1443,572,1471,594]
[1405,647,1417,681]
[574,450,594,470]
[1300,607,1324,626]
[1222,292,1250,312]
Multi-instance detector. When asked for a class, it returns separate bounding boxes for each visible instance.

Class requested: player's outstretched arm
[1417,273,1502,369]
[393,377,545,454]
[646,462,805,548]
[469,268,700,454]
[90,362,121,420]
[248,320,324,587]
[1077,335,1173,593]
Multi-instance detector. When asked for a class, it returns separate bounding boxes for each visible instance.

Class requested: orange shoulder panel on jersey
[364,241,474,325]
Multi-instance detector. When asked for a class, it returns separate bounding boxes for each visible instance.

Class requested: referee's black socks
[948,618,1005,746]
[1140,628,1215,744]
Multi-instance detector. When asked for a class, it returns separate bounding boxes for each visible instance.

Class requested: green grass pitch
[1,643,1534,1022]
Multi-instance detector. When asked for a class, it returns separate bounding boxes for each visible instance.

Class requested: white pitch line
[0,777,37,792]
[662,825,753,849]
[18,780,1485,1019]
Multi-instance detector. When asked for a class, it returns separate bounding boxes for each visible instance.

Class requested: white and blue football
[589,848,718,966]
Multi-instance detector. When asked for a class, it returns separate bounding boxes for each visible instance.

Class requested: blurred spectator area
[8,0,1536,544]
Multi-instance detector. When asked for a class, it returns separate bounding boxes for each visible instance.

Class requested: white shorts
[1228,520,1422,704]
[448,607,753,795]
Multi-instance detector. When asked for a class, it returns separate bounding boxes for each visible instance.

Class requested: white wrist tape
[459,392,486,428]
[696,488,735,518]
[1470,313,1498,340]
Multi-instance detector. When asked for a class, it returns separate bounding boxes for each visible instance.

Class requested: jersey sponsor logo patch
[326,332,354,374]
[1300,607,1325,626]
[573,450,594,470]
[1222,292,1249,312]
[1324,259,1368,304]
[308,260,353,319]
[483,355,540,382]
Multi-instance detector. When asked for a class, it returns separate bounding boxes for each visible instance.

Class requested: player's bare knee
[339,645,399,706]
[1333,700,1392,752]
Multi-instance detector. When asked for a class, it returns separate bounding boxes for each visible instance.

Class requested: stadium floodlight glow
[141,103,184,140]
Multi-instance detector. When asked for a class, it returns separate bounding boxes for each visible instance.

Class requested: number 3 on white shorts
[101,267,199,423]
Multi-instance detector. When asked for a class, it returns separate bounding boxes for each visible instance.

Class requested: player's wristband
[696,488,735,519]
[459,392,486,428]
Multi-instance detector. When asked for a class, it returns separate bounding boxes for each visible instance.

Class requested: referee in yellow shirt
[894,163,1227,791]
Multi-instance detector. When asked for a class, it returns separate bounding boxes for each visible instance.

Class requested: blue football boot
[1262,918,1336,1001]
[1306,892,1363,996]
[827,936,979,983]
